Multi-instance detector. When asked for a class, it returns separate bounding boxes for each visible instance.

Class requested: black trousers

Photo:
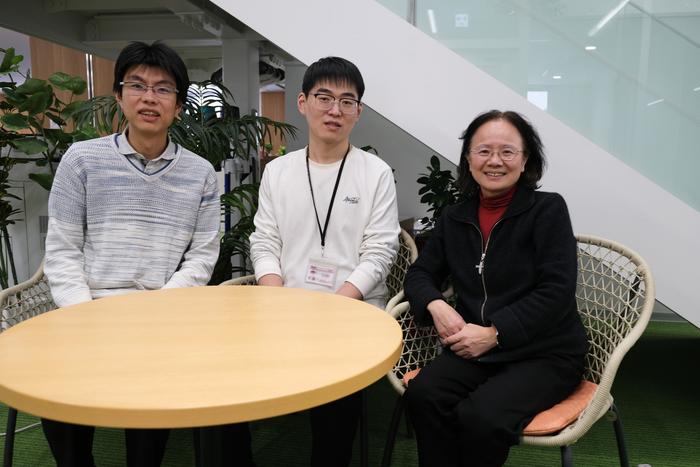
[215,390,361,467]
[41,419,169,467]
[194,423,255,467]
[404,351,583,467]
[309,391,362,467]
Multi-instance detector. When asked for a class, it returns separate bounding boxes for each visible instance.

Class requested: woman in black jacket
[404,110,588,467]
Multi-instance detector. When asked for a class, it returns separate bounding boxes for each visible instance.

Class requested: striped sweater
[45,133,220,307]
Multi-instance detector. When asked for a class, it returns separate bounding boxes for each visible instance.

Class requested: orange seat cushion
[402,368,422,387]
[523,380,598,436]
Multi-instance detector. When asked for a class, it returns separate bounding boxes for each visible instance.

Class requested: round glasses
[469,146,523,162]
[311,93,360,115]
[120,81,178,99]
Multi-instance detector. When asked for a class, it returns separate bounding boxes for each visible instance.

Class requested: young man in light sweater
[248,57,400,466]
[42,41,222,467]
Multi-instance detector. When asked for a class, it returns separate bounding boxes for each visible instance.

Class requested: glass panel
[376,0,700,210]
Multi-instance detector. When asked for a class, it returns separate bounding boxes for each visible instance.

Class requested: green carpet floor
[1,321,698,466]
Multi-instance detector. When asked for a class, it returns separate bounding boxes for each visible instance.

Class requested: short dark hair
[113,41,189,105]
[302,57,365,100]
[456,110,546,197]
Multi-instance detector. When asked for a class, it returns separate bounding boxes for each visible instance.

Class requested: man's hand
[258,274,283,287]
[427,299,467,341]
[443,324,498,359]
[336,282,363,300]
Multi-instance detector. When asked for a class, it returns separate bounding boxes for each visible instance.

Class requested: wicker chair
[219,274,257,286]
[381,234,655,467]
[385,229,418,311]
[0,261,56,467]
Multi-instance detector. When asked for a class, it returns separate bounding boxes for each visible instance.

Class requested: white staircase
[211,0,700,327]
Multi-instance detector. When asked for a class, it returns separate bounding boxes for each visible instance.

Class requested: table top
[0,286,402,428]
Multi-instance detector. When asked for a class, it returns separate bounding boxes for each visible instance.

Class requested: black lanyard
[306,145,351,252]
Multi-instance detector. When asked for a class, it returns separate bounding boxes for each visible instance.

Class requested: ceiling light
[427,9,437,34]
[588,0,630,37]
[646,98,664,106]
[693,86,700,92]
[552,75,562,80]
[585,45,597,51]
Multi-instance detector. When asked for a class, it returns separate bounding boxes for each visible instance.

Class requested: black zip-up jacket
[405,185,588,363]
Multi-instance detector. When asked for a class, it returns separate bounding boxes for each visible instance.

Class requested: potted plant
[0,47,98,288]
[416,155,459,247]
[177,81,297,282]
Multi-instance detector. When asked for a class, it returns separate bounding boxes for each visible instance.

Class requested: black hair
[302,57,365,100]
[113,41,189,105]
[456,110,546,197]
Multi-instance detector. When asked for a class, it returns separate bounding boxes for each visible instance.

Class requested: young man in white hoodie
[249,56,400,466]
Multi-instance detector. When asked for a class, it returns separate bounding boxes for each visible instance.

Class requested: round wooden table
[0,286,402,429]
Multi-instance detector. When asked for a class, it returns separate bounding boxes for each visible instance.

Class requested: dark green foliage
[209,183,259,284]
[174,81,298,167]
[416,155,459,230]
[0,48,96,191]
[0,48,97,289]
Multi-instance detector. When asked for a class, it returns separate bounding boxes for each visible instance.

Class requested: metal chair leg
[611,404,630,467]
[381,396,405,467]
[560,445,573,467]
[3,408,17,467]
[360,389,368,467]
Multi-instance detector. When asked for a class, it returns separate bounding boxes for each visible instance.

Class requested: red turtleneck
[478,186,516,247]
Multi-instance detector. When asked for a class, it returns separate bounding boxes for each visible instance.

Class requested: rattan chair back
[0,261,56,331]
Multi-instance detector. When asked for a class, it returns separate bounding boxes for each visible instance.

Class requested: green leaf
[0,113,29,130]
[15,78,47,95]
[11,137,48,155]
[72,127,99,142]
[45,111,66,127]
[0,48,22,74]
[49,72,87,95]
[61,100,88,120]
[18,90,52,115]
[28,173,53,191]
[1,88,24,107]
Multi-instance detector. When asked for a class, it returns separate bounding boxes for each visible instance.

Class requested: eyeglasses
[311,93,361,114]
[469,145,523,162]
[120,81,178,99]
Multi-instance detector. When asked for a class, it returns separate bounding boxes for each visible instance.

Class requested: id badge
[305,257,339,288]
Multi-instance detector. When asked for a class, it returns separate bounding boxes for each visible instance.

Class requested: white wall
[213,0,700,326]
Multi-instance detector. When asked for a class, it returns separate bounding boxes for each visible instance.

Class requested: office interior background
[0,1,699,466]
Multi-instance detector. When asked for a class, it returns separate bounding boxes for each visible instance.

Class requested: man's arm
[342,168,400,299]
[44,153,92,307]
[258,274,283,287]
[163,170,221,289]
[336,281,363,300]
